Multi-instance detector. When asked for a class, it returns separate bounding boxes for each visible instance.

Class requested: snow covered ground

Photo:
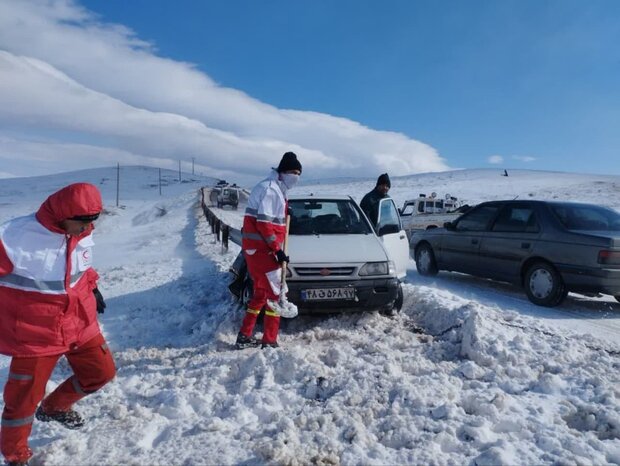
[0,166,619,466]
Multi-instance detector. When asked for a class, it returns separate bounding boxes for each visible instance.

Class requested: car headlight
[359,261,390,276]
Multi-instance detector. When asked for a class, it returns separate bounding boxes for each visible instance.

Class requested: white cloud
[488,155,504,164]
[512,155,537,163]
[0,0,450,184]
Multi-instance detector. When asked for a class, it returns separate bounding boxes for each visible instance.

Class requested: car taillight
[598,250,620,265]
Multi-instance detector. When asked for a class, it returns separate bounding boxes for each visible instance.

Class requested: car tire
[381,283,404,317]
[524,261,566,307]
[241,276,254,307]
[394,283,403,311]
[415,243,438,276]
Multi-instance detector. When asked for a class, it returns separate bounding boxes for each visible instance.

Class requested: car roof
[478,199,606,209]
[288,193,354,201]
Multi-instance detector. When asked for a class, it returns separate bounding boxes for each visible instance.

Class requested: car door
[441,203,502,274]
[377,198,409,279]
[478,203,541,282]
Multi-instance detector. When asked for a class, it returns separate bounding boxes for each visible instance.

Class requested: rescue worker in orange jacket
[236,152,302,349]
[0,183,116,466]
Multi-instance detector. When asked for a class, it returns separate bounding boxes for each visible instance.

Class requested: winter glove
[94,288,106,314]
[275,249,290,264]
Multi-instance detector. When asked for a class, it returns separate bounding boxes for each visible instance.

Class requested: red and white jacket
[0,183,103,357]
[242,170,288,255]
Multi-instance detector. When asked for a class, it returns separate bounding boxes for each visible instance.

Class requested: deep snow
[0,166,619,466]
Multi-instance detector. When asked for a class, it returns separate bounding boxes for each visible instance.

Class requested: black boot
[235,332,260,349]
[6,461,29,466]
[35,406,84,430]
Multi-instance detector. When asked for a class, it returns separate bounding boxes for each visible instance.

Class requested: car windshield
[289,199,373,235]
[550,203,620,231]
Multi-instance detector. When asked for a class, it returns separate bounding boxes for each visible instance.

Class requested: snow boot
[235,332,260,349]
[35,406,84,430]
[6,461,29,466]
[261,341,279,349]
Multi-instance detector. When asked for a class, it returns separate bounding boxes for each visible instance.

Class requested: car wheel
[524,261,565,307]
[394,283,403,311]
[241,276,254,307]
[415,243,438,276]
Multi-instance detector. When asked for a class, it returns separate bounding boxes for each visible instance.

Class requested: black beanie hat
[376,173,391,188]
[277,151,302,173]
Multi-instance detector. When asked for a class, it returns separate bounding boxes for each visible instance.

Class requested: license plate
[301,287,355,301]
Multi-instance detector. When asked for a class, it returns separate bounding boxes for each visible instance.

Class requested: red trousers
[239,251,281,344]
[1,333,116,463]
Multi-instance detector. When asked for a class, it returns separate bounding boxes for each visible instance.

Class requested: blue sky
[80,0,620,174]
[0,0,619,181]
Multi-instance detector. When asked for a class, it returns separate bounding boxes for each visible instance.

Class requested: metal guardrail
[200,188,242,251]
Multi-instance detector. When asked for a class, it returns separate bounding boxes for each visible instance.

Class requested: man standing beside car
[361,173,391,229]
[236,152,302,349]
[0,183,116,466]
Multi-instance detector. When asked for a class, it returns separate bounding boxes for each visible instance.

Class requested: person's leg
[40,334,115,413]
[238,252,274,338]
[1,355,59,464]
[254,259,282,346]
[261,309,281,346]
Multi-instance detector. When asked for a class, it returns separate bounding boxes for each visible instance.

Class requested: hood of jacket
[35,183,103,235]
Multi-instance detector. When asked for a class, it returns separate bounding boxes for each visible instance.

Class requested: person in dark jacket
[0,183,116,466]
[360,173,391,228]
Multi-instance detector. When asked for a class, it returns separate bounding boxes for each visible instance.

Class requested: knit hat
[376,173,391,188]
[277,151,302,173]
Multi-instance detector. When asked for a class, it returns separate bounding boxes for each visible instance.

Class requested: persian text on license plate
[301,288,355,301]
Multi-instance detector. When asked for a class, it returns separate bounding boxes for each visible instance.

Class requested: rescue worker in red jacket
[0,183,116,466]
[236,152,302,349]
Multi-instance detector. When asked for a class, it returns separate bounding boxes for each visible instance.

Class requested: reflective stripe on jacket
[0,183,102,357]
[242,170,287,254]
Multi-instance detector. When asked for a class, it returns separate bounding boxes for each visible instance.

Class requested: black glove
[275,249,290,264]
[94,288,106,314]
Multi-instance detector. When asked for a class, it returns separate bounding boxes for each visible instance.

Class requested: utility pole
[178,160,181,182]
[159,168,162,196]
[192,157,195,175]
[116,163,120,207]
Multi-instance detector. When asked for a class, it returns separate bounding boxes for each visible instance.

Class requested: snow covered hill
[1,167,619,465]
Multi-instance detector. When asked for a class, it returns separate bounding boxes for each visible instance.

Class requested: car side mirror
[444,221,456,231]
[378,224,400,236]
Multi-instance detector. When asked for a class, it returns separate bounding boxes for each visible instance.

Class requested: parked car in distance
[229,194,409,314]
[410,200,620,306]
[398,193,472,234]
[217,186,239,209]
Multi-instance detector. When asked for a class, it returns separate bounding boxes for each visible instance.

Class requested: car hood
[289,234,388,264]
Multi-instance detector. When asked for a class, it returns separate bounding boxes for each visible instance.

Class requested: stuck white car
[229,194,409,314]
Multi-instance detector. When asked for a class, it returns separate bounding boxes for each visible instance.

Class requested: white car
[229,194,409,314]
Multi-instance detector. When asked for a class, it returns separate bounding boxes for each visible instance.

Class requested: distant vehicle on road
[217,186,239,209]
[410,200,620,306]
[399,193,470,233]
